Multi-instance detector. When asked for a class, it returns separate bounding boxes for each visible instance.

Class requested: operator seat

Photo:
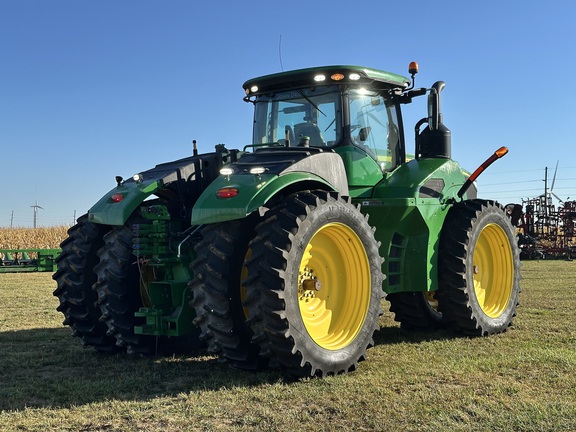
[294,121,325,146]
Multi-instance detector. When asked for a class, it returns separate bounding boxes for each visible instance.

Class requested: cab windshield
[252,86,341,147]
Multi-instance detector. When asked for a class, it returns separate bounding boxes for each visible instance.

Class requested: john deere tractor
[53,62,521,377]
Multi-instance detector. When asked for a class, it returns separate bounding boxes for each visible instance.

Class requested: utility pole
[544,166,548,220]
[10,211,14,228]
[31,201,44,228]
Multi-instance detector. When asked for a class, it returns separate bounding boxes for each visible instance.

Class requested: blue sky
[1,0,575,227]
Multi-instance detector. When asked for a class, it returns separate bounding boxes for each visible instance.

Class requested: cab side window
[349,92,400,171]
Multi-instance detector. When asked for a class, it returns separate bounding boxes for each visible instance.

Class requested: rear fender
[87,180,163,226]
[88,152,225,226]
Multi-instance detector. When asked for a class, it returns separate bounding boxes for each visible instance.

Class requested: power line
[479,179,542,186]
[480,188,544,194]
[482,168,544,175]
[482,166,576,176]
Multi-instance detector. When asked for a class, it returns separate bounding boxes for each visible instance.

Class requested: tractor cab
[243,66,411,186]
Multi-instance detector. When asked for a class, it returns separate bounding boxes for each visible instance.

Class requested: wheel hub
[299,267,321,300]
[302,278,322,291]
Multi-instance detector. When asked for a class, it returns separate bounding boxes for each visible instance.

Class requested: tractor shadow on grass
[1,325,467,411]
[373,325,462,346]
[0,327,287,411]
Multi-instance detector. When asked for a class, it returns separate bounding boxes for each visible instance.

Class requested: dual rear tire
[54,213,199,355]
[52,215,116,351]
[189,217,262,370]
[191,190,385,377]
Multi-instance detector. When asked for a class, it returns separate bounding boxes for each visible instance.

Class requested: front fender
[191,150,349,225]
[191,172,335,225]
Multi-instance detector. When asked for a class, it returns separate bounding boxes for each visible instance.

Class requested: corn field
[0,226,69,250]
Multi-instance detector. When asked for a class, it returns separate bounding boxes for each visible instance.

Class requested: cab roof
[243,65,410,96]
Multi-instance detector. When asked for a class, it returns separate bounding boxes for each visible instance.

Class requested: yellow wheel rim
[473,223,514,318]
[298,222,371,350]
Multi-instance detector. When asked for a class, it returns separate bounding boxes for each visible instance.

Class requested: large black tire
[93,221,158,355]
[387,291,443,331]
[53,215,117,351]
[243,191,384,377]
[189,217,263,369]
[437,200,521,335]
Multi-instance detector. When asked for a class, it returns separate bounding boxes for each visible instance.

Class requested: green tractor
[53,62,521,376]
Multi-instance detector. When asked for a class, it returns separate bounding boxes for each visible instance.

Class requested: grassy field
[0,260,575,431]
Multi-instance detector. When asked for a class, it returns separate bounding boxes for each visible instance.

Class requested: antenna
[31,200,44,228]
[278,35,284,71]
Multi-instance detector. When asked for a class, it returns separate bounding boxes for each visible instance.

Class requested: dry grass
[0,261,575,431]
[0,226,68,250]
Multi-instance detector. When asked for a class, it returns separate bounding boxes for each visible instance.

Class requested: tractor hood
[233,147,348,189]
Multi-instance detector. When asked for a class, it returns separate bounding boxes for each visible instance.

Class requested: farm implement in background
[508,199,576,260]
[505,163,576,260]
[0,249,60,273]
